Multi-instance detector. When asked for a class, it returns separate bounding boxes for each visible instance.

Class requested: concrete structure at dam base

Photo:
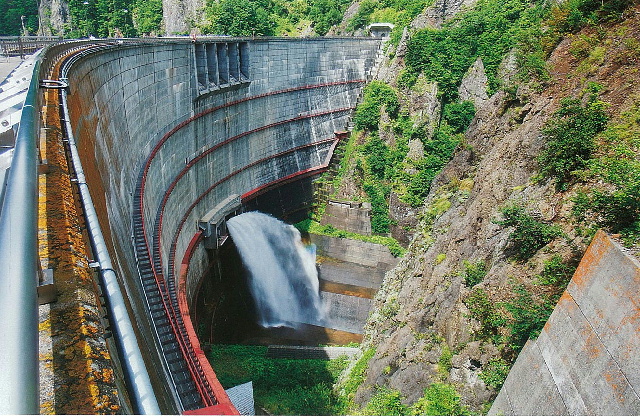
[489,230,640,415]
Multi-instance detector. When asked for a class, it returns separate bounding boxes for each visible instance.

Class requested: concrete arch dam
[62,38,381,413]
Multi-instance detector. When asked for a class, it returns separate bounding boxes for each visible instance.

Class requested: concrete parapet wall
[489,230,640,415]
[312,234,399,270]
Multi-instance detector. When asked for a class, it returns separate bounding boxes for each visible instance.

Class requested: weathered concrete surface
[489,230,640,416]
[62,38,380,410]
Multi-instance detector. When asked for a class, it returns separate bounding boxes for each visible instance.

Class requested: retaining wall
[489,230,640,415]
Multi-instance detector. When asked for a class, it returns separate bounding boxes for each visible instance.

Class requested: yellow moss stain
[38,56,121,415]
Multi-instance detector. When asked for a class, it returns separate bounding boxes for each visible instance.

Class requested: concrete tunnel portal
[62,38,382,413]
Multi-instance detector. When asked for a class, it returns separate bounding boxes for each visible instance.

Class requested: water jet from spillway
[227,211,326,328]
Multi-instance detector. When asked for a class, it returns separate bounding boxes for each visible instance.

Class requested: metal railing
[0,52,40,415]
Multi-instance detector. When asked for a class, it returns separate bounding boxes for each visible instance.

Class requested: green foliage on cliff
[67,0,136,37]
[571,97,640,245]
[405,0,546,103]
[201,0,351,36]
[354,81,400,131]
[0,0,38,36]
[537,90,609,189]
[495,203,562,261]
[339,347,376,402]
[357,387,409,416]
[132,0,162,35]
[204,0,277,36]
[411,383,468,416]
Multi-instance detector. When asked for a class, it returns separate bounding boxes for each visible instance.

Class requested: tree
[208,0,276,36]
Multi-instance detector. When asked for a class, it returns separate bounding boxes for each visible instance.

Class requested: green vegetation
[208,344,349,415]
[503,283,555,352]
[537,90,609,189]
[354,81,400,131]
[357,387,409,416]
[66,0,137,37]
[405,0,546,103]
[339,348,376,404]
[479,358,509,390]
[461,259,487,287]
[202,0,352,36]
[535,255,575,286]
[411,383,468,416]
[344,0,433,46]
[572,97,640,245]
[0,0,38,36]
[495,203,562,261]
[203,0,277,36]
[132,0,162,35]
[438,345,453,376]
[464,288,506,344]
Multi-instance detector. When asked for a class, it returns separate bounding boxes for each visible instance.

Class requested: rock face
[163,0,205,35]
[38,0,70,36]
[411,0,479,29]
[458,58,490,108]
[351,3,640,412]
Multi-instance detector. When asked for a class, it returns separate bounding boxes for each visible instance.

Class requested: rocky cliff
[344,1,640,413]
[38,0,70,36]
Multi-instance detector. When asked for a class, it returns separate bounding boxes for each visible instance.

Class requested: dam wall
[63,38,381,411]
[489,230,640,415]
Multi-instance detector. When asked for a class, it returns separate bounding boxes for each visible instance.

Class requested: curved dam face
[63,38,380,412]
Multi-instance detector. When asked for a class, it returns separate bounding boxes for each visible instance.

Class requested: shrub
[354,81,399,131]
[341,348,376,400]
[442,101,476,134]
[479,358,510,390]
[364,182,391,234]
[464,288,505,343]
[495,203,562,261]
[504,284,555,352]
[358,387,409,416]
[570,98,640,244]
[461,260,487,287]
[536,255,575,286]
[537,94,609,189]
[411,383,468,416]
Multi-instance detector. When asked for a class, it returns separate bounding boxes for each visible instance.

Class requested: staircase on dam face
[132,169,204,411]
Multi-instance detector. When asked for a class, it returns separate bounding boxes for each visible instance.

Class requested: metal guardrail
[0,36,62,58]
[0,53,40,415]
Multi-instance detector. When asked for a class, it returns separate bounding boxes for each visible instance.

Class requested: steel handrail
[0,54,41,415]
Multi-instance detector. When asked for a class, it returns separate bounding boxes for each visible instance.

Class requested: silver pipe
[59,74,161,413]
[0,60,40,414]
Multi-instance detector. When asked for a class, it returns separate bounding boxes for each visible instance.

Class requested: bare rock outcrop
[38,0,70,36]
[411,0,479,29]
[163,0,205,35]
[458,58,489,108]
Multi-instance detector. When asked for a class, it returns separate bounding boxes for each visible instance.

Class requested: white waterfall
[227,211,326,328]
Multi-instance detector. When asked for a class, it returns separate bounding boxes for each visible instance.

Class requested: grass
[208,344,349,415]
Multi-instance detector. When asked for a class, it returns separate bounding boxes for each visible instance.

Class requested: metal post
[0,57,40,415]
